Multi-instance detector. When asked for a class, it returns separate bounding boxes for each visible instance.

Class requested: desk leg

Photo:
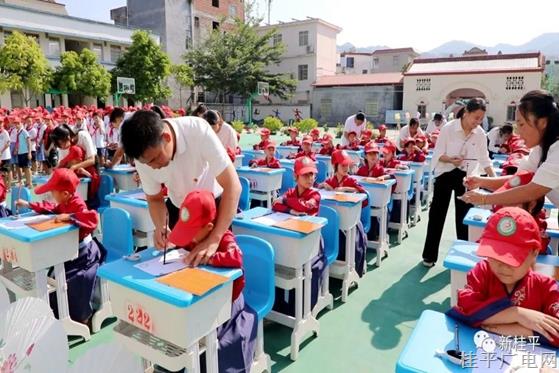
[53,263,91,341]
[341,228,351,303]
[377,206,388,267]
[205,329,219,373]
[551,237,558,256]
[414,182,421,224]
[398,196,407,244]
[291,261,319,361]
[185,342,201,373]
[290,267,303,360]
[266,192,272,209]
[92,278,114,333]
[34,269,49,305]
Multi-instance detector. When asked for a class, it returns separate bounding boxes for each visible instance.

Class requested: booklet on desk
[26,219,70,232]
[0,215,53,230]
[274,218,322,234]
[157,268,228,296]
[134,249,188,276]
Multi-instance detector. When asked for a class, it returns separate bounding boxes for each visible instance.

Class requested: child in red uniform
[360,129,373,146]
[249,141,280,169]
[356,142,388,179]
[341,131,360,151]
[272,157,326,313]
[168,190,257,372]
[310,128,321,142]
[415,135,429,154]
[235,132,242,155]
[253,128,271,150]
[428,129,440,149]
[0,177,8,217]
[375,124,389,144]
[318,133,334,156]
[16,169,102,324]
[281,127,300,147]
[288,136,316,161]
[398,137,426,162]
[381,142,405,169]
[447,207,559,347]
[58,145,92,178]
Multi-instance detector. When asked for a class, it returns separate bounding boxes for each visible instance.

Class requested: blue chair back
[279,166,295,195]
[242,153,254,167]
[407,176,415,201]
[318,205,340,266]
[360,190,372,234]
[238,176,251,211]
[101,207,134,263]
[10,186,31,214]
[236,235,275,320]
[316,160,327,184]
[97,174,114,210]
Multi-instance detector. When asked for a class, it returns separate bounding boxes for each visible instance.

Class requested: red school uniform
[356,161,385,178]
[272,187,321,216]
[250,156,281,169]
[447,260,559,347]
[290,150,316,161]
[282,139,301,147]
[324,174,366,194]
[341,140,360,151]
[318,146,334,156]
[381,158,402,169]
[398,150,426,163]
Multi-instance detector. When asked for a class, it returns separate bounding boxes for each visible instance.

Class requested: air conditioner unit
[306,45,314,54]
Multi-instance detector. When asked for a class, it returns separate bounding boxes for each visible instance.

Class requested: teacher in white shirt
[462,90,559,211]
[422,98,495,267]
[342,112,366,146]
[120,111,241,267]
[398,118,424,150]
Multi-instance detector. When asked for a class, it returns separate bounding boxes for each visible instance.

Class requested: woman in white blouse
[422,98,495,267]
[462,90,559,210]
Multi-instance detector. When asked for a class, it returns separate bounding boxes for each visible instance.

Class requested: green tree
[0,31,52,106]
[184,20,296,102]
[171,64,194,106]
[112,30,171,103]
[54,49,111,104]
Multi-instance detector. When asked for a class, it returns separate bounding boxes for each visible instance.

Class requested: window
[47,38,60,57]
[298,64,308,80]
[346,57,354,68]
[185,35,192,49]
[373,57,379,70]
[505,76,524,90]
[212,21,220,30]
[506,103,516,122]
[416,78,431,91]
[228,4,237,17]
[555,61,559,65]
[298,31,309,46]
[194,16,200,27]
[110,46,122,63]
[362,69,368,74]
[212,0,219,7]
[417,104,427,119]
[91,43,103,61]
[197,91,205,103]
[392,55,399,67]
[272,33,282,46]
[320,99,332,118]
[546,60,551,65]
[366,101,379,116]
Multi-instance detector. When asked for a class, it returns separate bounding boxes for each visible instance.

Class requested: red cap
[322,133,333,141]
[382,143,397,154]
[310,128,320,135]
[8,115,21,123]
[378,124,387,131]
[169,190,216,247]
[348,131,357,137]
[265,141,276,149]
[364,142,380,154]
[260,128,270,136]
[294,156,317,176]
[331,149,354,166]
[416,135,427,142]
[302,136,313,145]
[288,127,299,134]
[477,207,542,267]
[35,168,80,195]
[361,129,372,138]
[403,137,416,146]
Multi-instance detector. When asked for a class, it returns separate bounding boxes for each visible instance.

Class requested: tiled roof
[314,73,403,87]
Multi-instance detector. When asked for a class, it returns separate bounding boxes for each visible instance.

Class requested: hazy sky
[62,0,559,51]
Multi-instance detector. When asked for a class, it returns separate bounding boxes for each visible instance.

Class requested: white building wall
[338,54,372,74]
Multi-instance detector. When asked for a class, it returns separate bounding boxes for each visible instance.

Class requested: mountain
[337,43,389,53]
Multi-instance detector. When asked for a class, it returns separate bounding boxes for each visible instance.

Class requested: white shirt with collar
[342,114,365,146]
[398,125,424,150]
[58,130,97,161]
[518,141,559,207]
[135,116,232,208]
[431,119,492,177]
[425,120,445,135]
[486,126,503,153]
[215,121,238,151]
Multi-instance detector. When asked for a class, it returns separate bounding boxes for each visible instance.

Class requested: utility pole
[267,0,272,24]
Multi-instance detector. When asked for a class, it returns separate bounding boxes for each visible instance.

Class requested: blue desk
[402,162,426,225]
[236,167,286,207]
[106,189,153,233]
[397,310,559,372]
[276,145,299,159]
[233,153,244,168]
[387,169,415,243]
[232,207,326,361]
[102,164,137,191]
[492,153,508,161]
[242,149,265,166]
[98,248,241,372]
[315,154,333,177]
[34,175,90,202]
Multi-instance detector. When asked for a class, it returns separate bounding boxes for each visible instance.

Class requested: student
[91,112,107,167]
[425,113,445,135]
[0,176,9,217]
[14,116,32,188]
[398,118,424,150]
[0,122,11,186]
[36,115,47,174]
[272,157,326,313]
[398,138,426,163]
[415,135,429,154]
[381,142,405,169]
[253,128,271,150]
[342,112,366,147]
[168,190,257,372]
[356,142,388,179]
[360,129,373,146]
[428,129,440,149]
[375,124,389,144]
[447,207,559,346]
[191,103,208,117]
[25,114,38,174]
[318,133,335,156]
[340,131,360,151]
[16,169,102,324]
[203,110,238,152]
[310,128,321,142]
[106,110,122,161]
[58,145,93,178]
[288,136,316,160]
[42,115,57,175]
[281,127,300,147]
[487,124,507,156]
[249,141,280,168]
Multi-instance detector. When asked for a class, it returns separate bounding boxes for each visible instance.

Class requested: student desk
[98,248,241,373]
[106,190,154,247]
[352,177,396,266]
[233,154,244,168]
[242,150,265,166]
[319,190,367,302]
[276,145,299,159]
[492,159,505,169]
[34,175,90,202]
[0,214,91,340]
[236,167,286,207]
[402,162,426,225]
[311,142,322,152]
[387,169,415,243]
[315,155,334,177]
[232,208,326,361]
[397,309,559,372]
[491,153,508,161]
[443,239,559,306]
[103,164,138,191]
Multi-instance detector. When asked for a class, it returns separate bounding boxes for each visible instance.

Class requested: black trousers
[422,168,472,263]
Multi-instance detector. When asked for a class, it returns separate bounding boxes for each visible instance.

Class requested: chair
[242,153,255,167]
[236,235,275,373]
[10,185,31,214]
[96,174,114,215]
[316,160,328,184]
[313,206,340,317]
[239,176,251,211]
[360,190,372,234]
[91,207,134,333]
[279,166,295,195]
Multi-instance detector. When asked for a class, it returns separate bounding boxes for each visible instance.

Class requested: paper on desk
[134,249,188,276]
[252,212,292,226]
[157,268,228,296]
[0,215,52,229]
[124,191,147,201]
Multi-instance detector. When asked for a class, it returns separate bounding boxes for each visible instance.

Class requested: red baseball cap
[382,143,397,154]
[378,124,387,131]
[266,141,277,149]
[361,129,372,138]
[169,190,216,247]
[310,128,320,135]
[294,156,317,176]
[477,207,542,267]
[260,128,270,136]
[348,131,357,137]
[321,133,333,144]
[35,168,80,195]
[364,142,380,154]
[331,149,354,166]
[302,136,313,145]
[403,137,416,146]
[288,127,299,134]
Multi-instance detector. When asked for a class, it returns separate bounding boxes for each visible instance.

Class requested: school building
[0,0,159,109]
[337,48,419,75]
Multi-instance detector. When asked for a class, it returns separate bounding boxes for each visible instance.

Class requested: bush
[231,120,244,134]
[366,121,374,130]
[295,118,319,134]
[335,122,343,138]
[263,116,283,134]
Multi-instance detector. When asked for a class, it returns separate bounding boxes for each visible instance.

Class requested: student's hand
[132,172,141,184]
[450,157,463,167]
[322,183,334,191]
[463,176,484,190]
[154,225,173,251]
[517,307,559,341]
[250,163,257,168]
[290,209,307,216]
[15,199,29,208]
[184,234,220,267]
[54,214,71,223]
[27,153,32,160]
